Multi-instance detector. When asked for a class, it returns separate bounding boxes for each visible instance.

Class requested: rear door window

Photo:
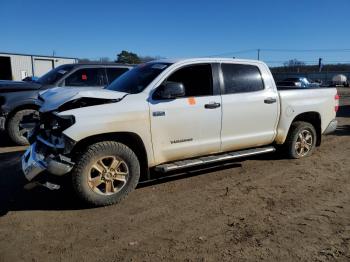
[106,67,129,84]
[64,68,106,87]
[221,64,264,94]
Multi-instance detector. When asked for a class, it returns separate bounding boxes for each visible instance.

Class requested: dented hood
[39,87,128,112]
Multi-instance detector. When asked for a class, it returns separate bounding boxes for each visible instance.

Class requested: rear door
[220,63,279,151]
[149,63,222,164]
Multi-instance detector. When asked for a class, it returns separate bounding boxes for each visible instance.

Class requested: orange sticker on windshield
[188,97,196,105]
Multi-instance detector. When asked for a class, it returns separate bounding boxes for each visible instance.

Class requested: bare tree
[284,59,305,67]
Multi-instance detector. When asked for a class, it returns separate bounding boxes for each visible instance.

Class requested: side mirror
[156,81,185,99]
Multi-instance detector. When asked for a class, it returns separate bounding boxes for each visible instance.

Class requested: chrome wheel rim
[295,129,313,157]
[88,156,129,196]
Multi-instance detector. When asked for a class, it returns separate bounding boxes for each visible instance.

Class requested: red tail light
[335,93,339,112]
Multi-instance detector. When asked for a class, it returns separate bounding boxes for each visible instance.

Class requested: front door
[149,64,222,164]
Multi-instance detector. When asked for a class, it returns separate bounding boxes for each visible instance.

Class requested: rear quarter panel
[276,88,337,144]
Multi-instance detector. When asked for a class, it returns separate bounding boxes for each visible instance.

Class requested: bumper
[22,143,46,181]
[22,142,74,181]
[0,116,5,131]
[323,119,338,135]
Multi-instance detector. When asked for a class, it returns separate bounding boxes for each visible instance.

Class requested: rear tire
[72,141,140,207]
[285,121,317,159]
[7,109,37,146]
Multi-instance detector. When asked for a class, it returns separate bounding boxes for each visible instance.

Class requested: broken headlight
[45,113,75,132]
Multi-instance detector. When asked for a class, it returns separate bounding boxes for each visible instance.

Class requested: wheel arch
[5,103,40,128]
[289,111,322,146]
[71,132,150,181]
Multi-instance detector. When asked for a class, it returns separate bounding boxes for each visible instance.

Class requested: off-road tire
[72,141,140,207]
[285,121,317,159]
[7,109,37,145]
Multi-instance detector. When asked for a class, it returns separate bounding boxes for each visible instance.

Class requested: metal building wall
[0,53,77,81]
[7,54,33,81]
[54,58,77,67]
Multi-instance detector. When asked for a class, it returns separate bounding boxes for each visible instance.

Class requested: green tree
[116,50,141,64]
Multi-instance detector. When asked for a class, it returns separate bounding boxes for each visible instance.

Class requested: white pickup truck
[22,58,339,206]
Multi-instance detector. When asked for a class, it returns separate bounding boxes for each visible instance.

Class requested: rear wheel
[7,109,37,145]
[72,141,140,207]
[285,121,317,159]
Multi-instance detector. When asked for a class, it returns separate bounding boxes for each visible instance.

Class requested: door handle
[205,102,221,109]
[264,97,277,104]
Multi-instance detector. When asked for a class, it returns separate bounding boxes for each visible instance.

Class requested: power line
[207,48,350,57]
[261,48,350,52]
[207,49,257,57]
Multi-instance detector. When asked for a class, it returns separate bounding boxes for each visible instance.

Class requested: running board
[155,146,276,173]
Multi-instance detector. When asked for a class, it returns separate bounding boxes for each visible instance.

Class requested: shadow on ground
[0,147,242,216]
[334,125,350,136]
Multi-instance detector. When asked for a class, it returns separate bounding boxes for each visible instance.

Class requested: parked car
[22,58,338,206]
[0,63,132,145]
[277,77,320,88]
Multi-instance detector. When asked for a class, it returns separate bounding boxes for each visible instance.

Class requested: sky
[1,0,350,66]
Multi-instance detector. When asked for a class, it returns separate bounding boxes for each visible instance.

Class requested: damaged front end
[21,87,129,189]
[21,111,76,185]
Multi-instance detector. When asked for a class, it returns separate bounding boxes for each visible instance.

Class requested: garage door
[34,59,54,77]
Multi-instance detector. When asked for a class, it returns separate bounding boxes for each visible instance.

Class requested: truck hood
[39,87,128,112]
[0,80,42,92]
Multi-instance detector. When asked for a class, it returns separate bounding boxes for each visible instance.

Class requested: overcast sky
[2,0,350,65]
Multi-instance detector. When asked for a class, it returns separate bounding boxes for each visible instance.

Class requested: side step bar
[155,146,276,173]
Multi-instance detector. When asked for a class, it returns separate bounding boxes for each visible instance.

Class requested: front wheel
[284,121,317,159]
[7,109,37,145]
[72,141,140,207]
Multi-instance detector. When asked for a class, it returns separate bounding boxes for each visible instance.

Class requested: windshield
[106,62,172,94]
[37,65,73,85]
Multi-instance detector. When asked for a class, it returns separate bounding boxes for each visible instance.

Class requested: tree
[116,50,141,64]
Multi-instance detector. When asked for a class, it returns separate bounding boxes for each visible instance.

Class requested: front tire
[285,121,317,159]
[7,109,37,145]
[72,141,140,207]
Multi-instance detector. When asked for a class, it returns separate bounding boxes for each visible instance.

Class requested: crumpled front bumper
[21,143,46,181]
[21,142,74,181]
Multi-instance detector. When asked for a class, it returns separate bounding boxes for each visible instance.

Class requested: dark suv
[0,63,132,145]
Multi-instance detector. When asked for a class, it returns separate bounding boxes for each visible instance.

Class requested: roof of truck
[71,63,134,67]
[153,57,264,65]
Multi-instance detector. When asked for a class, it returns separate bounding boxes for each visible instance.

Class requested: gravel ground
[0,88,350,262]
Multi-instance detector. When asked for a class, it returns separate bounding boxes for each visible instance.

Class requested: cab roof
[153,57,265,65]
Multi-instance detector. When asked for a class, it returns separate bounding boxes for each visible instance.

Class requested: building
[0,52,78,81]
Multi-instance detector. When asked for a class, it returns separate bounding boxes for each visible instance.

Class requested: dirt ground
[0,89,350,262]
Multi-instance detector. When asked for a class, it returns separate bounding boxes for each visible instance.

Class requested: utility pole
[52,50,56,57]
[318,58,323,72]
[257,49,260,60]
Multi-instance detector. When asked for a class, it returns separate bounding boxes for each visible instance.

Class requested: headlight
[52,114,75,132]
[41,113,75,135]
